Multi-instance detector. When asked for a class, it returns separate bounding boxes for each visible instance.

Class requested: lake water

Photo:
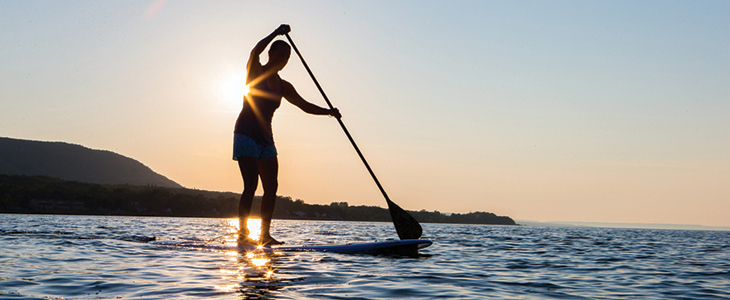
[1,214,728,299]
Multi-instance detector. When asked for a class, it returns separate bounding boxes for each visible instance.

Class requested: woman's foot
[237,233,259,246]
[261,236,284,246]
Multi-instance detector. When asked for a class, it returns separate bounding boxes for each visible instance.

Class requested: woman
[234,24,340,245]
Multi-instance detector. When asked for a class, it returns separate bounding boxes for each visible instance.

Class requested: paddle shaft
[283,33,394,206]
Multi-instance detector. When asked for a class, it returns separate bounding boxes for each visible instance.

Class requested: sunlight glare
[250,258,270,267]
[220,71,248,105]
[225,218,261,241]
[214,284,239,293]
[219,268,237,276]
[144,0,167,20]
[247,218,261,241]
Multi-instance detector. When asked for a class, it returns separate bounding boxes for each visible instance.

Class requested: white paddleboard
[150,239,432,255]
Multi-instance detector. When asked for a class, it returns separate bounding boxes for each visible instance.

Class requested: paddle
[284,33,423,240]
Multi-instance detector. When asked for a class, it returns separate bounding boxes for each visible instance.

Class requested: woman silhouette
[233,24,340,245]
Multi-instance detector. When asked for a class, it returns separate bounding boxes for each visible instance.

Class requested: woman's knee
[262,180,278,193]
[243,180,259,191]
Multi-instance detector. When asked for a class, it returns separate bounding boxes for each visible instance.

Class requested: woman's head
[267,40,291,71]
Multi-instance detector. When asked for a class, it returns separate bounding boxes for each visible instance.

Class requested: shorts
[233,134,278,160]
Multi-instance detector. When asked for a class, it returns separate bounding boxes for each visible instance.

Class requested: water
[1,214,728,299]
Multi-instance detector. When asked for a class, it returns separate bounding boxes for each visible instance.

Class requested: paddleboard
[150,239,432,256]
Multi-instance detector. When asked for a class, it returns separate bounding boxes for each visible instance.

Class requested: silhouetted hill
[0,137,181,188]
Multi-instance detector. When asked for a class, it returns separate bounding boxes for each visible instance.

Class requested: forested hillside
[0,175,516,225]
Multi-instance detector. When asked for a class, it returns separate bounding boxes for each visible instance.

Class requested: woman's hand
[329,108,341,119]
[276,24,290,35]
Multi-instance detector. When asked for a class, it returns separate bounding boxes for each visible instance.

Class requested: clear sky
[1,1,729,227]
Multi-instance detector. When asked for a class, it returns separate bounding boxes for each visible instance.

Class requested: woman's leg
[237,157,259,238]
[257,155,281,244]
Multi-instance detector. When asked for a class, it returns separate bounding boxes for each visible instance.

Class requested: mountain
[0,137,181,188]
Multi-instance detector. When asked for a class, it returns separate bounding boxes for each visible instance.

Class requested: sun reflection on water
[250,257,270,267]
[247,251,271,267]
[211,219,312,298]
[217,218,281,297]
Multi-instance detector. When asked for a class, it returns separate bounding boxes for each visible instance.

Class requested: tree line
[0,175,515,225]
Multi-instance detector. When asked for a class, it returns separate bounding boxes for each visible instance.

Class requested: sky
[1,0,729,227]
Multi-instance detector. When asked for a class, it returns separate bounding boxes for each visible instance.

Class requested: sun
[220,71,248,104]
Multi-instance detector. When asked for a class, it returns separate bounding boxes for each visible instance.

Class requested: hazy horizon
[517,219,730,231]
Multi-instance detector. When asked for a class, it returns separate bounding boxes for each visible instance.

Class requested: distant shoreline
[0,211,514,226]
[0,175,516,226]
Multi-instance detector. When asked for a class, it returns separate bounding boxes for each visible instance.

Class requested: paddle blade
[387,200,423,240]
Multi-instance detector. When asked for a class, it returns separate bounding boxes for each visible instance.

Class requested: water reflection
[247,251,271,267]
[236,245,283,299]
[218,218,286,299]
